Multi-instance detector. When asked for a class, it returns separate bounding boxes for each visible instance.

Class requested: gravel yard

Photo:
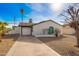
[0,34,19,56]
[38,35,79,56]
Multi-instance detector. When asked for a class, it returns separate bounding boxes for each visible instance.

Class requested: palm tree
[12,16,16,30]
[20,8,24,36]
[20,8,24,23]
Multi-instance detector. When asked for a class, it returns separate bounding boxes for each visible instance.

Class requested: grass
[0,34,19,56]
[38,35,79,56]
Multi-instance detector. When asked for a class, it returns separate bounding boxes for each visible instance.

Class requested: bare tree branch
[60,13,70,20]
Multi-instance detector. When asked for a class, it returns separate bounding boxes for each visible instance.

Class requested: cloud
[25,3,64,24]
[26,11,55,23]
[49,3,64,15]
[26,3,45,13]
[26,3,64,16]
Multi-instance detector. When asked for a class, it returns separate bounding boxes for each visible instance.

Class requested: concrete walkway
[6,36,60,56]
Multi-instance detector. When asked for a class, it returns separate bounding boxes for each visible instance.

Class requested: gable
[33,20,63,31]
[33,20,62,26]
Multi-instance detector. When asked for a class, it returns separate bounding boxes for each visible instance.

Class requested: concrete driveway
[6,36,60,56]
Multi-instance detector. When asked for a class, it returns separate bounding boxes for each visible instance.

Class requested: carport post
[20,26,22,36]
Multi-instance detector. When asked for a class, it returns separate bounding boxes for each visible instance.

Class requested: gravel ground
[38,35,79,56]
[0,34,19,56]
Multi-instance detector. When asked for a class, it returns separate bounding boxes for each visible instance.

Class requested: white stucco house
[8,19,63,37]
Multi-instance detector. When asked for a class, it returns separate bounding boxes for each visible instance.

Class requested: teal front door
[48,26,54,34]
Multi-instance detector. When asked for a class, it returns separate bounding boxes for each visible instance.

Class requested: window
[43,29,48,35]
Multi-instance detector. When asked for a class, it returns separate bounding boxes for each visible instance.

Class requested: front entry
[22,27,31,35]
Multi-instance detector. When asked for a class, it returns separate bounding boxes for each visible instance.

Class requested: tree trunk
[75,28,79,47]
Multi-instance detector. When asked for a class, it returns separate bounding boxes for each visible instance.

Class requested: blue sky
[0,3,74,27]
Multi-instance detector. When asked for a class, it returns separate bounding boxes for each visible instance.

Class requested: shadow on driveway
[17,36,42,44]
[37,35,66,43]
[15,35,66,44]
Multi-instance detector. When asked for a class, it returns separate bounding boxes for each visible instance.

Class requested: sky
[0,3,76,28]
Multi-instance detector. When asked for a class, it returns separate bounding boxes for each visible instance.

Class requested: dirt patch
[38,35,79,56]
[0,34,19,56]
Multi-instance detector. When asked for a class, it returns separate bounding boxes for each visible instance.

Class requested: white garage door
[22,27,31,35]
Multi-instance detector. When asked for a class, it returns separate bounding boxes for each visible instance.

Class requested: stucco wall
[32,21,63,35]
[8,27,31,35]
[8,20,63,36]
[8,27,21,34]
[22,27,31,35]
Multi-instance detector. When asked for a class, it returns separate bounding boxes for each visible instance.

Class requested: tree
[0,22,8,42]
[20,8,24,36]
[0,22,8,35]
[20,8,24,23]
[60,4,79,47]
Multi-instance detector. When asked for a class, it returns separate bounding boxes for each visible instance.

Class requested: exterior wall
[8,27,21,34]
[8,26,31,35]
[22,27,31,35]
[8,20,63,36]
[32,21,63,35]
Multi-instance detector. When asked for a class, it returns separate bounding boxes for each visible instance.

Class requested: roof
[18,20,63,27]
[63,23,70,27]
[19,22,33,27]
[33,20,62,26]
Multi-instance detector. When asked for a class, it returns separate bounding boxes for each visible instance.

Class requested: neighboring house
[8,19,63,37]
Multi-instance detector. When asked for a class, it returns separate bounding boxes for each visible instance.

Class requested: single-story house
[8,19,63,37]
